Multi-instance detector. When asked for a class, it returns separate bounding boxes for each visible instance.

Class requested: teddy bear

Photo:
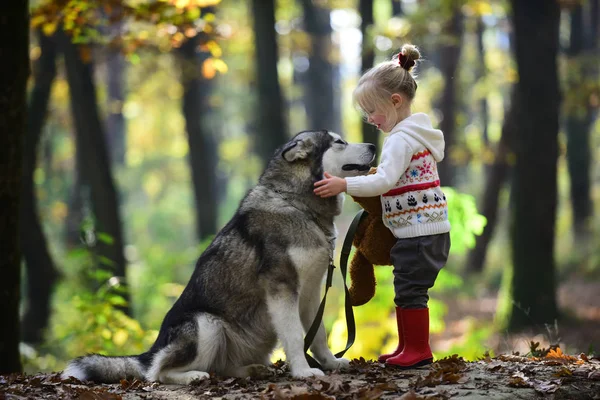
[348,168,397,306]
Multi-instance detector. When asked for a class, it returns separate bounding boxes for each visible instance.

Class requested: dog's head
[322,132,376,178]
[279,130,376,179]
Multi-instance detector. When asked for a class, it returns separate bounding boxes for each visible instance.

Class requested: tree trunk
[20,30,60,344]
[251,0,288,165]
[565,2,596,238]
[391,0,403,17]
[359,0,377,151]
[508,0,560,332]
[60,32,130,314]
[436,2,464,187]
[64,146,85,249]
[466,90,517,274]
[591,0,599,49]
[105,20,126,166]
[302,0,340,133]
[476,16,489,147]
[177,35,219,242]
[0,0,28,374]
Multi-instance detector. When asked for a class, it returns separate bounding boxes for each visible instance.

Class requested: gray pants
[391,232,451,309]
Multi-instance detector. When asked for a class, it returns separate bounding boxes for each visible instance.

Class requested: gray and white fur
[62,130,376,384]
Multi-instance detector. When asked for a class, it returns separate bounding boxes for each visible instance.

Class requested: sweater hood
[389,113,445,162]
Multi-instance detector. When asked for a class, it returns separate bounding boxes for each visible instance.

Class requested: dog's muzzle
[342,164,371,172]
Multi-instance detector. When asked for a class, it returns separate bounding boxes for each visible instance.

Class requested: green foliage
[433,318,495,361]
[23,248,157,373]
[444,187,487,255]
[52,285,157,358]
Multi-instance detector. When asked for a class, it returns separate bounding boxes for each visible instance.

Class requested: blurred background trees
[1,0,599,374]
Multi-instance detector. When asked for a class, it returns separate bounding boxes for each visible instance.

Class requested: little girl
[314,44,451,368]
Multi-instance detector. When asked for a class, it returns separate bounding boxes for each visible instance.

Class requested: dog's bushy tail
[61,354,146,383]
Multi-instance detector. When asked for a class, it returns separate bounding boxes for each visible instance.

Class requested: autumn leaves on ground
[2,348,599,399]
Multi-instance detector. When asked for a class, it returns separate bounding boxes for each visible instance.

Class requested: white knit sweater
[345,113,451,239]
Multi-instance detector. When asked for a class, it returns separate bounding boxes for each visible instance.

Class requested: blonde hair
[353,44,420,119]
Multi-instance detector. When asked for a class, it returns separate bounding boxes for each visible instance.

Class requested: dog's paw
[321,357,351,371]
[291,367,325,378]
[174,371,210,385]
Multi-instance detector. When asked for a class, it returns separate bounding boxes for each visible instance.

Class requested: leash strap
[304,209,368,368]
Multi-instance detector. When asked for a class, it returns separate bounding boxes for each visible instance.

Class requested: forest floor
[2,352,600,399]
[431,277,600,357]
[3,279,599,399]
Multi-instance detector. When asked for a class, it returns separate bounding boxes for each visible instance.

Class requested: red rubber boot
[386,307,433,368]
[377,307,403,363]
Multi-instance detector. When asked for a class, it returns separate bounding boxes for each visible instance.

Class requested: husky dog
[62,130,376,384]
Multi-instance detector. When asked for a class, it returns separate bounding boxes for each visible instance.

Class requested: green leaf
[97,232,115,245]
[98,255,116,267]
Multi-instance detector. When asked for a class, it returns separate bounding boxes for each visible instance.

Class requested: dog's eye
[335,139,346,145]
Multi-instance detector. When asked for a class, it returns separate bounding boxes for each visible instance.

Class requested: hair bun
[398,44,420,71]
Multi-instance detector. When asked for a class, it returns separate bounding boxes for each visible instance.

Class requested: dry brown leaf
[553,367,573,378]
[485,361,504,372]
[355,386,383,400]
[399,390,423,400]
[497,354,530,363]
[508,372,530,388]
[545,347,578,363]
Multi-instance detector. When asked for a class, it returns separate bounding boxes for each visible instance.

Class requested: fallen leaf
[399,390,423,400]
[545,347,578,363]
[532,379,561,394]
[589,370,600,380]
[508,372,530,388]
[553,367,572,378]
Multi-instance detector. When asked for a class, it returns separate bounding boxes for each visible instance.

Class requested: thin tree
[105,17,127,166]
[435,1,464,186]
[359,0,378,151]
[251,0,288,164]
[476,16,489,147]
[391,0,403,16]
[565,0,598,238]
[0,0,28,374]
[20,30,61,344]
[466,90,517,274]
[508,0,560,331]
[60,31,130,314]
[177,29,219,241]
[302,0,340,133]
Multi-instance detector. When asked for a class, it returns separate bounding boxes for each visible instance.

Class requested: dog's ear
[282,137,314,162]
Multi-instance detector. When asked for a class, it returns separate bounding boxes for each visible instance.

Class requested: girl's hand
[314,172,347,198]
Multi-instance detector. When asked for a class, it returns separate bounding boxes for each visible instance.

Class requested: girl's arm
[345,135,413,197]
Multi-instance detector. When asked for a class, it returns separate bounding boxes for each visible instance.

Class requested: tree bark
[64,145,85,249]
[302,0,340,133]
[436,1,464,187]
[60,32,130,314]
[565,2,596,238]
[0,0,28,374]
[508,0,560,331]
[359,0,378,151]
[466,90,517,274]
[476,16,489,147]
[105,20,126,166]
[391,0,403,17]
[20,30,60,344]
[177,35,219,242]
[251,0,288,165]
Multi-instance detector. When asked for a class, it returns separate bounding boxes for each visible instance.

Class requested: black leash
[304,209,368,368]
